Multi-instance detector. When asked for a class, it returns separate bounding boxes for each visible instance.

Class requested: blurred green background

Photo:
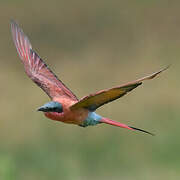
[0,0,180,179]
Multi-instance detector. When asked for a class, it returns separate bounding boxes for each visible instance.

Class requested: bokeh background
[0,0,180,179]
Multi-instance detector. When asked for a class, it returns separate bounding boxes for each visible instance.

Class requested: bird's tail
[100,117,154,136]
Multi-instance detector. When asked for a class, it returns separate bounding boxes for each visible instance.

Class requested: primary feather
[70,66,169,111]
[11,20,78,100]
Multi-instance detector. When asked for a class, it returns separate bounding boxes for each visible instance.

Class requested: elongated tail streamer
[100,117,154,136]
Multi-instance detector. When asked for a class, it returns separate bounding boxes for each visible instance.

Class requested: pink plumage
[11,20,168,135]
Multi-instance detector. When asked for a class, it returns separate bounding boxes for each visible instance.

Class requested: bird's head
[37,101,63,113]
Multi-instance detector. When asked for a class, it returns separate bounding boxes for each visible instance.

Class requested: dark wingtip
[10,19,18,27]
[10,19,15,24]
[129,126,155,136]
[160,64,171,73]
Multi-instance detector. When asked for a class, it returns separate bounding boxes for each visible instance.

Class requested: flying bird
[11,20,168,135]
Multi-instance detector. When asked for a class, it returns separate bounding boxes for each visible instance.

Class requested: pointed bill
[70,66,169,111]
[11,20,78,100]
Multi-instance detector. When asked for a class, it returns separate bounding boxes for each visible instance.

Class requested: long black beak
[37,105,47,112]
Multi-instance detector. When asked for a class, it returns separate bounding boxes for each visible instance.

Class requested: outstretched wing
[70,66,169,111]
[11,20,78,101]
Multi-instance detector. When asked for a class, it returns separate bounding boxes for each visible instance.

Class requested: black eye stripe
[53,106,63,113]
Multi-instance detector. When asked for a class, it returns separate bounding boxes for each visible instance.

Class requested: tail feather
[100,117,154,136]
[129,126,154,136]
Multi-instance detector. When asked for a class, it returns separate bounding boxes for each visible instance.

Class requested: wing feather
[70,66,169,111]
[11,20,78,100]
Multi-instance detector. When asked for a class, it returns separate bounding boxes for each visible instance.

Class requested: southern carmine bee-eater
[11,20,168,136]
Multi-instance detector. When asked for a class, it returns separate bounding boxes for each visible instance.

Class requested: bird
[10,20,168,136]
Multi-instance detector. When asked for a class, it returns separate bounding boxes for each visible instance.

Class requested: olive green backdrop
[0,0,179,179]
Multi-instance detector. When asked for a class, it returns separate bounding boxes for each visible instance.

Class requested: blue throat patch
[81,112,102,127]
